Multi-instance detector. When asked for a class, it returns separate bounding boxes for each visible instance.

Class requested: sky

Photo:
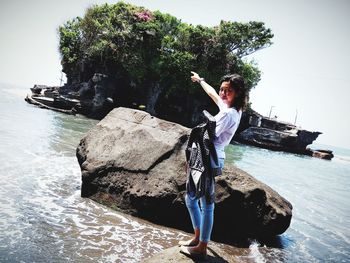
[0,0,349,148]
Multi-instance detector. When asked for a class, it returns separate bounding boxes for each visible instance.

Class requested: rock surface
[142,244,236,263]
[76,107,293,240]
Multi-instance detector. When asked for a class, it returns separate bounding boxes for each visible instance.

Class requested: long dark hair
[220,74,247,111]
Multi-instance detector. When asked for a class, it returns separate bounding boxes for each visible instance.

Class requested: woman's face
[219,81,235,107]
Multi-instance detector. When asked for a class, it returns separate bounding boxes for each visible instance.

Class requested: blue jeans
[185,157,224,243]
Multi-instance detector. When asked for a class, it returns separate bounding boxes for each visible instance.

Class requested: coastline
[24,85,334,160]
[1,82,350,262]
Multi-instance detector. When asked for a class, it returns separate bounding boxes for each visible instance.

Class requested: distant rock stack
[306,148,334,160]
[76,107,293,240]
[234,109,333,160]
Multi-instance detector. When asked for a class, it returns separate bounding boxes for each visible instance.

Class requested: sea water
[0,83,349,262]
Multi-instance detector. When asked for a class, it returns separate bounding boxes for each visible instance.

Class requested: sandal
[178,239,199,247]
[180,246,207,260]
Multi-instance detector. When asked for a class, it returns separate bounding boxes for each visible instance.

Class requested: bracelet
[198,78,205,83]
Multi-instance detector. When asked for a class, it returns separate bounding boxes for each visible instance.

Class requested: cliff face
[40,71,208,126]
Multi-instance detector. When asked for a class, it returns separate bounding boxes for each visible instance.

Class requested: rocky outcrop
[305,148,334,160]
[76,107,292,240]
[234,109,333,159]
[26,73,120,119]
[26,71,200,125]
[237,126,320,153]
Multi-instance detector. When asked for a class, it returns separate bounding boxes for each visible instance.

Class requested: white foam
[248,240,266,263]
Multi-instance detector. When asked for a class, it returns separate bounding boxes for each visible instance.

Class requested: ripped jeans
[185,157,224,243]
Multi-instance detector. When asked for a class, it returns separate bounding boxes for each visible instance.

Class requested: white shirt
[213,99,242,159]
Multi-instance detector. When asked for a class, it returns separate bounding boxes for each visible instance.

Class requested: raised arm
[191,71,221,106]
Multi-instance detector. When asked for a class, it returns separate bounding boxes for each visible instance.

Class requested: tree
[58,2,274,125]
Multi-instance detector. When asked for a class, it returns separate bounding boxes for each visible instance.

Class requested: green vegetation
[58,2,273,125]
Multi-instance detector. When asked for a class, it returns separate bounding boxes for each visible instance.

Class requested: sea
[0,83,349,263]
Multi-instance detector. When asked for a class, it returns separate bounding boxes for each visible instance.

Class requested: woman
[179,71,247,259]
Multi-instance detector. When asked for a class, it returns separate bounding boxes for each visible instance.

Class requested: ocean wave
[333,154,350,164]
[248,240,266,263]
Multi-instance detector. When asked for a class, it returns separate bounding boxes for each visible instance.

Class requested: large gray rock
[76,107,293,240]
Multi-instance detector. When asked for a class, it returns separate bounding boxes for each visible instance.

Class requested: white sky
[1,0,349,148]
